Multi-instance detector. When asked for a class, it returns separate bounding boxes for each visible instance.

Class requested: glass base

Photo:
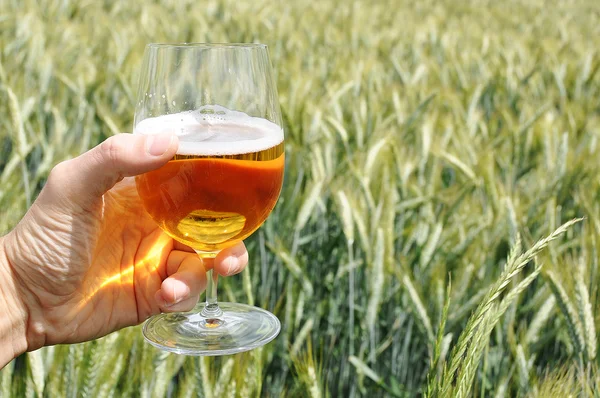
[142,302,281,356]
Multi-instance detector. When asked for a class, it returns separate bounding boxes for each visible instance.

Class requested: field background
[1,0,600,396]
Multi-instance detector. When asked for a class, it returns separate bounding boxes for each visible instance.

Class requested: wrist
[0,235,30,368]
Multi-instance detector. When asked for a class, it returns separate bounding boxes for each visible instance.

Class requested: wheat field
[1,0,600,396]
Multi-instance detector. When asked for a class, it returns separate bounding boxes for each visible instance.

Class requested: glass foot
[142,302,281,356]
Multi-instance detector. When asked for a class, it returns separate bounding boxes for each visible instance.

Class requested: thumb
[46,133,178,207]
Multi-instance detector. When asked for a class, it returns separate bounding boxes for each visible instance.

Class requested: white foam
[134,105,284,156]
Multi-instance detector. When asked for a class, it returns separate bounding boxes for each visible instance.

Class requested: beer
[135,106,284,253]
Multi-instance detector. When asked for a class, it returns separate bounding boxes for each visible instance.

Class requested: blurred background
[1,0,600,396]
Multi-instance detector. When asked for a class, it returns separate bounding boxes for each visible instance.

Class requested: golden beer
[136,142,284,252]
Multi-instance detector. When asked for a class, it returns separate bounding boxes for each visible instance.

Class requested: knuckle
[45,160,71,191]
[47,160,68,180]
[99,136,121,166]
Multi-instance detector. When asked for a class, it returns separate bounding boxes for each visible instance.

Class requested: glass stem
[197,253,223,319]
[202,269,222,317]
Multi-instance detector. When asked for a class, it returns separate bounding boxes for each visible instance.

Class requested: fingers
[44,133,178,209]
[156,251,206,312]
[154,242,249,311]
[155,291,199,313]
[173,241,197,253]
[214,241,249,276]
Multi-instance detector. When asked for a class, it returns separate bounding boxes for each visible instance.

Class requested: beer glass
[134,43,284,355]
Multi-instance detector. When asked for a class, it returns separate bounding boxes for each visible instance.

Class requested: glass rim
[146,42,267,49]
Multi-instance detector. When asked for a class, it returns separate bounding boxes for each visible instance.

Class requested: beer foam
[134,105,284,156]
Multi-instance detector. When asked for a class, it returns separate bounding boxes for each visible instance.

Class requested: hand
[0,133,248,366]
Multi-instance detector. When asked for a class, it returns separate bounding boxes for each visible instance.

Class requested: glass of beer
[133,43,284,355]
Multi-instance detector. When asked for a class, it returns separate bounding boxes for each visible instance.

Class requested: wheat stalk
[575,259,597,361]
[546,270,587,358]
[425,280,451,397]
[442,219,582,397]
[525,295,556,345]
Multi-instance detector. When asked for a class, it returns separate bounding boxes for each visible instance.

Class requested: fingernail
[227,258,241,275]
[172,283,190,305]
[146,133,173,156]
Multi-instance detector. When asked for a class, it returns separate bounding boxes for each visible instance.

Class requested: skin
[0,133,248,368]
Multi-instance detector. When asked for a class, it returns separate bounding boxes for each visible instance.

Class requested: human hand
[0,133,248,366]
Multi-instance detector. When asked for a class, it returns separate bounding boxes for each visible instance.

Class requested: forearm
[0,236,28,369]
